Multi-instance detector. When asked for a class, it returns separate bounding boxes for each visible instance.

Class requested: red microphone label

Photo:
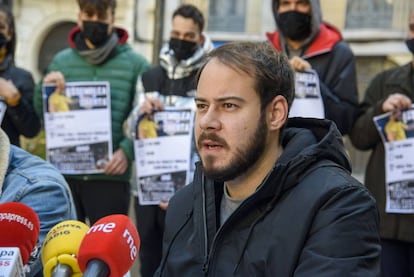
[0,212,35,231]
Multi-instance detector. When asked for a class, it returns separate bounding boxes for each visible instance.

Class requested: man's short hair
[196,41,295,111]
[172,4,205,33]
[77,0,117,16]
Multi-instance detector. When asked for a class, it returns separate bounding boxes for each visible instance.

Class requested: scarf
[77,32,119,65]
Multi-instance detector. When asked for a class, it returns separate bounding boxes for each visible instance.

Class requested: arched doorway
[38,21,76,75]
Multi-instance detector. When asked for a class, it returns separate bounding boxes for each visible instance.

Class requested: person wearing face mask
[0,5,40,146]
[266,0,359,136]
[124,4,213,277]
[349,9,414,276]
[33,0,150,225]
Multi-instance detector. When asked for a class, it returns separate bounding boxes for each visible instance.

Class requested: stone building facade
[9,0,414,179]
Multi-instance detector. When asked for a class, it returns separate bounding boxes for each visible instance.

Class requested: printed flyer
[42,81,112,174]
[134,108,194,205]
[289,69,324,119]
[373,107,414,213]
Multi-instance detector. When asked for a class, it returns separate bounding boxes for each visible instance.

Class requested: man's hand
[104,148,128,175]
[382,93,412,112]
[140,98,165,115]
[289,56,311,72]
[44,71,66,92]
[0,78,21,106]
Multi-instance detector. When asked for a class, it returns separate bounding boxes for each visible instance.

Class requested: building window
[207,0,246,32]
[0,0,11,7]
[346,0,393,29]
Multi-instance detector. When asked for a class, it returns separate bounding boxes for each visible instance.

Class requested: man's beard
[198,112,268,182]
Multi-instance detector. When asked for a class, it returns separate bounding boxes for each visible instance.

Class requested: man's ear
[268,95,288,131]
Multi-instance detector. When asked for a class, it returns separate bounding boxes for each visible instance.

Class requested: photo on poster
[373,108,414,143]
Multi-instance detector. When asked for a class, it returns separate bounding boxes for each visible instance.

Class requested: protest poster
[42,81,112,174]
[373,107,414,213]
[134,108,194,205]
[289,69,324,119]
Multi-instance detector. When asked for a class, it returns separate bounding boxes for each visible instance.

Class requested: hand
[159,201,169,210]
[382,93,412,112]
[43,71,66,93]
[104,148,128,175]
[289,56,311,72]
[140,98,164,115]
[0,78,21,106]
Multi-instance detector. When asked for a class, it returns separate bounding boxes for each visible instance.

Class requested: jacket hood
[272,0,322,37]
[0,129,10,196]
[68,26,129,48]
[280,118,351,180]
[266,22,342,58]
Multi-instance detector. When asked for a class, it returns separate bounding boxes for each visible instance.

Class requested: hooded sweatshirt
[267,0,359,136]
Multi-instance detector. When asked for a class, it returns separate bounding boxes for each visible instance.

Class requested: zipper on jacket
[201,175,210,274]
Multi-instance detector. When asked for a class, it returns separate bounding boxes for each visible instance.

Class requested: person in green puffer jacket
[33,0,150,225]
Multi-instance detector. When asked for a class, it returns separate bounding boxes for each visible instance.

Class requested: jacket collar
[68,26,129,49]
[266,22,342,58]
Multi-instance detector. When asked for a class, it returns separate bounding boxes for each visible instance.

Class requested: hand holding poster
[289,69,324,119]
[134,108,194,205]
[373,107,414,213]
[42,81,112,174]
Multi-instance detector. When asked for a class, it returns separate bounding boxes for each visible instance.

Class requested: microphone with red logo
[0,202,40,276]
[41,220,89,277]
[77,214,140,277]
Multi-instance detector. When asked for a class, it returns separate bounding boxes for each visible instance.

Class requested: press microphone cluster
[42,214,140,277]
[0,202,40,277]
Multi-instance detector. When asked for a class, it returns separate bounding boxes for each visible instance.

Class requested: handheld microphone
[78,214,140,277]
[0,202,40,276]
[41,220,89,277]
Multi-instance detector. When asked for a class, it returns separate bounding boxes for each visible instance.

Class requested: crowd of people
[1,0,414,276]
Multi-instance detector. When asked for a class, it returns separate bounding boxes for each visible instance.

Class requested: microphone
[41,220,89,277]
[0,202,40,276]
[78,214,140,277]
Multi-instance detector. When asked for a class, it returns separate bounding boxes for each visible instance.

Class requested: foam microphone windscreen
[41,220,89,277]
[78,214,140,277]
[0,202,40,264]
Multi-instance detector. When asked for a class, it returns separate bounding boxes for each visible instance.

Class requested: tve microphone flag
[42,220,89,277]
[78,214,140,277]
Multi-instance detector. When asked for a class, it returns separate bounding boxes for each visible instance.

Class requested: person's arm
[7,166,76,276]
[3,71,41,138]
[294,185,380,276]
[316,43,359,135]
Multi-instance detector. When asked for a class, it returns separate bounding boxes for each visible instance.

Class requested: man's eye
[196,103,207,110]
[224,103,237,109]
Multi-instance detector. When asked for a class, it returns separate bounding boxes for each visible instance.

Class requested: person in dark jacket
[266,0,358,135]
[349,9,414,277]
[155,41,380,276]
[125,4,213,277]
[0,4,40,146]
[33,0,150,224]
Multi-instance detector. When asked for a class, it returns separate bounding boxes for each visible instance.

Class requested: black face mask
[276,10,312,41]
[169,38,198,61]
[82,21,110,47]
[0,33,7,48]
[406,38,414,55]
